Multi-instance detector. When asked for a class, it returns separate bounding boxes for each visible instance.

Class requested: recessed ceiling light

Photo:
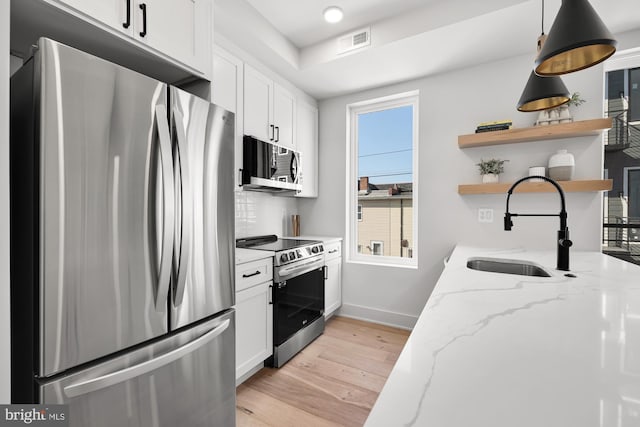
[323,6,343,23]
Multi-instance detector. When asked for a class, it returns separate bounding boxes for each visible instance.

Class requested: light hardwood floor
[236,316,410,427]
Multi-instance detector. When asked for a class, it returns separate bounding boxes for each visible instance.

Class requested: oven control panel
[276,244,324,266]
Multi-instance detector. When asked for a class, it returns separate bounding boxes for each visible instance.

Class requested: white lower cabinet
[235,282,272,382]
[235,256,273,383]
[324,241,342,318]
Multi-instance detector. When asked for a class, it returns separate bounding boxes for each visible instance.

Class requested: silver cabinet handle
[154,105,174,311]
[172,108,191,307]
[63,319,230,398]
[328,249,338,254]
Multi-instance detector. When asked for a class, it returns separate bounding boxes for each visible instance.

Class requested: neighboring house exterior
[603,67,640,264]
[357,177,413,258]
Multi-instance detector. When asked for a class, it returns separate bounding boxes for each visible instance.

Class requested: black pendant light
[535,0,617,76]
[517,70,570,112]
[517,1,570,112]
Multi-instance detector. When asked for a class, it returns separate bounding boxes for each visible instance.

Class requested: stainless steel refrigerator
[10,38,236,426]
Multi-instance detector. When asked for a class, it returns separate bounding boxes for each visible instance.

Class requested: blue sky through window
[358,105,413,185]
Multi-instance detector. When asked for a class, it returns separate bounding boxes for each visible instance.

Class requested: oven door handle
[277,258,324,278]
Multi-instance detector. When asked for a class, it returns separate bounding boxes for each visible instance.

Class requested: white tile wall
[235,190,299,238]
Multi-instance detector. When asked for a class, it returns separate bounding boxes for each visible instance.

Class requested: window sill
[346,257,418,270]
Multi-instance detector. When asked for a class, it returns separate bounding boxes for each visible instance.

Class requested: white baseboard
[336,303,417,330]
[235,363,263,386]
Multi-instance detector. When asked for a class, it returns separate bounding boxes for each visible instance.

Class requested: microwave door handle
[290,152,299,182]
[172,109,191,307]
[153,105,175,310]
[63,319,230,398]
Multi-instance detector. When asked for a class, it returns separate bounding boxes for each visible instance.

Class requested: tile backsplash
[235,190,299,238]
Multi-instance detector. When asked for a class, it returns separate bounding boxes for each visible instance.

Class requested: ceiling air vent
[337,27,371,55]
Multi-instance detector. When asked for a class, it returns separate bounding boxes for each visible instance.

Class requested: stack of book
[475,120,512,133]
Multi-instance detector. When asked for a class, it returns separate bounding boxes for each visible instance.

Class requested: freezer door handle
[63,319,230,398]
[154,105,175,310]
[172,108,192,307]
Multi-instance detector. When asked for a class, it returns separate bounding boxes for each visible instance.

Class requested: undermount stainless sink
[466,257,552,277]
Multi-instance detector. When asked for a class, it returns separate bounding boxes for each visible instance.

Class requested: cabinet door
[244,65,273,142]
[213,48,241,113]
[59,0,131,35]
[235,282,273,382]
[272,84,295,149]
[325,257,342,318]
[296,101,318,197]
[133,0,210,73]
[213,47,244,190]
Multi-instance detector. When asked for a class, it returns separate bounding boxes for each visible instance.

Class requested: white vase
[482,174,499,183]
[536,110,549,126]
[558,105,572,123]
[548,108,560,125]
[548,149,575,181]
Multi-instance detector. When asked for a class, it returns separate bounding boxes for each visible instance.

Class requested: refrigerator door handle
[172,109,192,307]
[62,319,230,398]
[154,105,175,310]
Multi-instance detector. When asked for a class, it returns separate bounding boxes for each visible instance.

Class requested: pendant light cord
[541,0,545,35]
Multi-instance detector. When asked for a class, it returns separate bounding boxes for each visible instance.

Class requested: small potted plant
[477,158,508,183]
[537,92,586,125]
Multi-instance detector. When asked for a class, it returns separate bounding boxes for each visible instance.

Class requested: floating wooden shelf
[458,118,612,149]
[458,179,613,195]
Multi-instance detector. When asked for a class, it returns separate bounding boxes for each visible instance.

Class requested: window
[603,59,640,266]
[370,241,384,256]
[346,91,419,267]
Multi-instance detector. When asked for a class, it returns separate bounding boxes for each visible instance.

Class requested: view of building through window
[355,103,415,260]
[603,66,640,266]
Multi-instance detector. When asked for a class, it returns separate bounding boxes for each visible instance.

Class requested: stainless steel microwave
[242,135,302,193]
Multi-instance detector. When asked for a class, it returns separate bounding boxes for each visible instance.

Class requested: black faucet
[504,176,573,271]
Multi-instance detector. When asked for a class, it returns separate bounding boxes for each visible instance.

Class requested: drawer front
[236,258,273,292]
[324,241,341,261]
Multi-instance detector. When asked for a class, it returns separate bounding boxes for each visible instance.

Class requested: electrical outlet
[478,208,494,223]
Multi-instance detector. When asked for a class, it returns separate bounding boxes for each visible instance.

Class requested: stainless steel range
[236,235,325,367]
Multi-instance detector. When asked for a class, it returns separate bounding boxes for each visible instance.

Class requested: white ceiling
[215,0,640,100]
[245,0,437,48]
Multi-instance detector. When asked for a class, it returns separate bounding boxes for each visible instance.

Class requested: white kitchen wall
[299,28,640,328]
[1,2,11,403]
[235,191,299,238]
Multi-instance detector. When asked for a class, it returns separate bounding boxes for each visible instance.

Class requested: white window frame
[345,90,419,268]
[357,204,363,221]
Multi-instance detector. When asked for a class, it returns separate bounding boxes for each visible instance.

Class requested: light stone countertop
[283,235,343,243]
[235,247,274,265]
[365,245,640,427]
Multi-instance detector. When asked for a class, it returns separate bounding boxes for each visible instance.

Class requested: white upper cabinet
[296,100,318,198]
[244,65,273,142]
[213,48,241,113]
[134,0,210,74]
[53,0,211,75]
[213,46,244,190]
[272,84,295,149]
[243,64,296,150]
[60,0,128,32]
